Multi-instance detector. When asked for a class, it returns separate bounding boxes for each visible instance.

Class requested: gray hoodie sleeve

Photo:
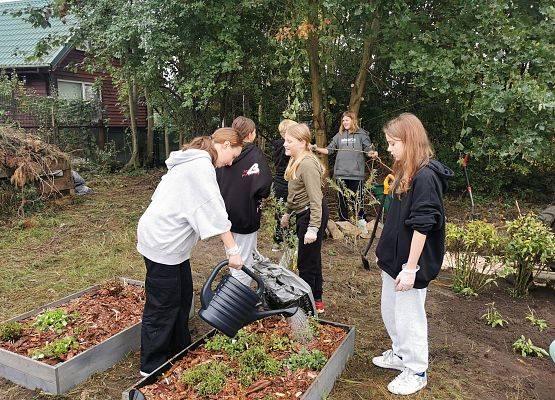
[361,131,373,152]
[326,133,340,155]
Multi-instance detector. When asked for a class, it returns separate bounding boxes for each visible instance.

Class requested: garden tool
[361,174,395,270]
[198,260,298,338]
[460,154,476,217]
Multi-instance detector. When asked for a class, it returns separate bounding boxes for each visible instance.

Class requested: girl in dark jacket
[371,113,453,396]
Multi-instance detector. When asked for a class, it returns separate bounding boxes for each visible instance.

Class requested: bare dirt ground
[0,171,553,399]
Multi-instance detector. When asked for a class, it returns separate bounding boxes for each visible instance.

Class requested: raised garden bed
[124,316,355,400]
[0,278,194,395]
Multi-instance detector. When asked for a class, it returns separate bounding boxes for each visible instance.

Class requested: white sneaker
[387,368,427,395]
[372,349,404,371]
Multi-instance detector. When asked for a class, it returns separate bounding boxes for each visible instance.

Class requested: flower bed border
[123,319,355,400]
[0,278,194,395]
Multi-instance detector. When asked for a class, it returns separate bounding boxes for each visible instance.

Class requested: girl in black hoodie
[371,113,453,396]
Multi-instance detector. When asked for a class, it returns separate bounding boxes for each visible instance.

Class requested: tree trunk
[348,16,380,116]
[123,80,139,170]
[307,0,327,164]
[164,110,171,159]
[145,89,154,167]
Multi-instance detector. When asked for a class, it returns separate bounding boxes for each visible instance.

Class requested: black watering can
[198,260,298,337]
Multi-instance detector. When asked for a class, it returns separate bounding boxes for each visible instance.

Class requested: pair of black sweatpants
[295,202,329,301]
[336,178,365,221]
[140,257,193,373]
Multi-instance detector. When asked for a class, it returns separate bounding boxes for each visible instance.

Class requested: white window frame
[57,79,102,102]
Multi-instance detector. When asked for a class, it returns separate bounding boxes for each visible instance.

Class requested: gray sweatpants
[229,232,257,287]
[381,271,428,373]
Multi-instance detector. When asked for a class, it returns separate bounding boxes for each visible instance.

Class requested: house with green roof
[0,0,147,151]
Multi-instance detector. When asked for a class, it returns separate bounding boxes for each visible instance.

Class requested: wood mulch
[0,280,144,365]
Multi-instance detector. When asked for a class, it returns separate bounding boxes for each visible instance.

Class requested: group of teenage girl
[135,111,453,395]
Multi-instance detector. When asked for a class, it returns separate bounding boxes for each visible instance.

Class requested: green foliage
[525,308,548,332]
[33,308,77,334]
[204,330,260,356]
[512,335,549,358]
[446,221,502,295]
[29,336,79,360]
[237,346,283,387]
[284,348,328,371]
[505,214,555,297]
[480,303,507,328]
[180,361,230,396]
[266,333,292,352]
[0,322,23,342]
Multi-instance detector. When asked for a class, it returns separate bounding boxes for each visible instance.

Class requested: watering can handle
[200,260,265,310]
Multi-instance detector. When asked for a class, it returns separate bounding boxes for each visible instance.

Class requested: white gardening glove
[280,213,290,228]
[395,264,420,292]
[304,227,318,244]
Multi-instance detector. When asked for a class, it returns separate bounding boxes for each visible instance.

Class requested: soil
[137,316,347,399]
[0,280,144,364]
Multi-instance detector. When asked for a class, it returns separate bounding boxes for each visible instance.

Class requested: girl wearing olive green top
[280,123,329,313]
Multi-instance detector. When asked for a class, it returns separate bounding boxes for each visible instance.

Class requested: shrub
[180,361,230,396]
[446,220,502,295]
[0,322,23,342]
[512,335,548,358]
[504,214,555,297]
[480,303,507,328]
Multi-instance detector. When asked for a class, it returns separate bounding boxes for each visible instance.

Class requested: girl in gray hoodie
[136,128,244,375]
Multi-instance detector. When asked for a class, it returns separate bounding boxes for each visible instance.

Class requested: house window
[57,80,100,101]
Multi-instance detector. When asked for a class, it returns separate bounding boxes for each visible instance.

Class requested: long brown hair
[284,123,325,181]
[181,128,242,165]
[339,111,360,134]
[231,116,255,140]
[383,113,433,194]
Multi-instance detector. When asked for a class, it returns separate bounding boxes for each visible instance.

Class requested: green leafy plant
[525,308,548,332]
[446,221,503,295]
[284,348,328,372]
[180,361,230,396]
[266,333,292,352]
[480,303,507,328]
[237,346,282,387]
[0,322,23,342]
[512,335,549,358]
[204,330,260,357]
[29,336,79,360]
[33,308,77,334]
[504,214,555,297]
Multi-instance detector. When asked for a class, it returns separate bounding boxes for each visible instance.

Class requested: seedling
[480,303,507,328]
[180,361,230,396]
[285,348,328,371]
[525,308,548,332]
[29,336,79,360]
[0,321,23,341]
[512,335,549,357]
[33,308,78,334]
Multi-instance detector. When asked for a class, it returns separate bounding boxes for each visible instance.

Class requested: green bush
[180,361,230,396]
[29,336,79,360]
[0,322,23,342]
[504,214,555,297]
[446,221,502,295]
[284,348,328,372]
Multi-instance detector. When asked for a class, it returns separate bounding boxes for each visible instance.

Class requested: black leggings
[140,257,193,373]
[296,202,329,301]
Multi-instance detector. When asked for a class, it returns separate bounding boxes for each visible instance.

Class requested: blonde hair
[181,128,243,166]
[383,113,433,194]
[339,111,360,134]
[278,119,296,137]
[284,123,325,181]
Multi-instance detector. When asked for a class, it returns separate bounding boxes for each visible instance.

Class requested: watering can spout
[255,306,299,320]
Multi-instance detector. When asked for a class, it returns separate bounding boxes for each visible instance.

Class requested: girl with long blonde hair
[280,123,328,313]
[372,113,453,395]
